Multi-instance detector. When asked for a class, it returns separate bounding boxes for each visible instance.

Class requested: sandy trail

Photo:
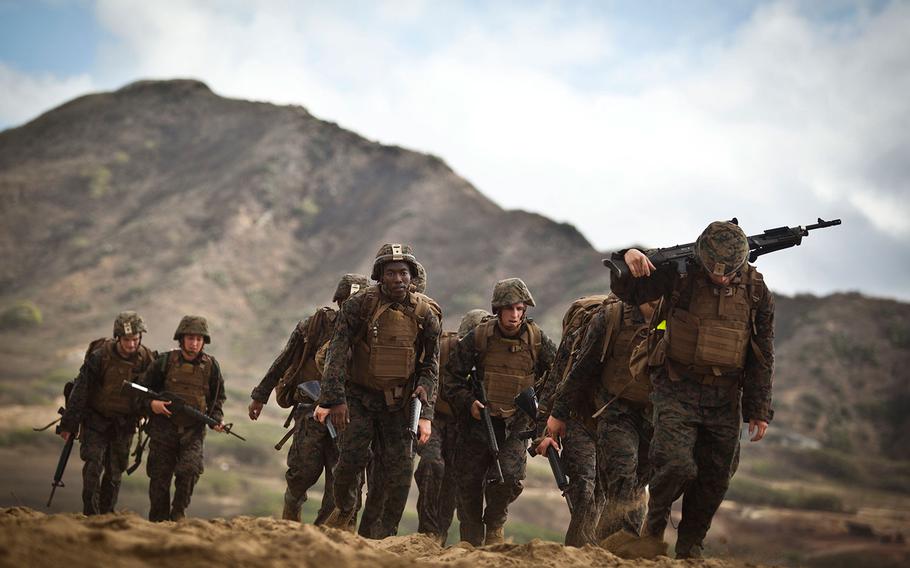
[0,507,757,568]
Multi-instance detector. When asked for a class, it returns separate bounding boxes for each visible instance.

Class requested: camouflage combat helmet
[458,309,491,338]
[411,261,428,294]
[113,311,148,337]
[370,243,420,281]
[491,278,535,314]
[695,221,749,277]
[173,315,211,344]
[333,273,370,303]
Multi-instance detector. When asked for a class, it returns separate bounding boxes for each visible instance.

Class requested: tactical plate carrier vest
[89,340,153,417]
[350,286,440,398]
[164,351,213,428]
[666,265,763,382]
[475,318,542,418]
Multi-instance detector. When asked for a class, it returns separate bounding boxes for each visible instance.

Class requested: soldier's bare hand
[418,418,431,444]
[314,405,330,423]
[329,403,350,431]
[59,431,72,442]
[413,386,428,403]
[151,400,172,416]
[536,436,560,455]
[248,399,264,421]
[470,400,485,420]
[748,419,768,442]
[624,249,656,278]
[213,423,225,433]
[546,415,567,438]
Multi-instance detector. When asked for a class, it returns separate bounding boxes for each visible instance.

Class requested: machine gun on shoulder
[603,217,842,279]
[515,387,573,514]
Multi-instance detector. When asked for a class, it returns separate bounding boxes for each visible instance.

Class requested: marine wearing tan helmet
[371,243,420,281]
[113,310,148,338]
[334,273,370,303]
[695,221,749,277]
[173,315,211,344]
[490,277,535,314]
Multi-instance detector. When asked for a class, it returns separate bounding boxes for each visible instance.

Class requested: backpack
[275,308,337,408]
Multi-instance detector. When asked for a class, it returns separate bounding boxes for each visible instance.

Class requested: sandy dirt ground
[0,507,765,568]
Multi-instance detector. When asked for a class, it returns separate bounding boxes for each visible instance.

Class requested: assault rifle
[603,217,842,280]
[126,419,149,475]
[274,381,337,450]
[47,424,75,507]
[473,379,505,485]
[123,381,246,441]
[514,387,573,514]
[408,396,423,458]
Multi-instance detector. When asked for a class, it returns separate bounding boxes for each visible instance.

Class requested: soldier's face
[498,302,526,334]
[181,334,205,358]
[117,334,141,355]
[382,261,411,301]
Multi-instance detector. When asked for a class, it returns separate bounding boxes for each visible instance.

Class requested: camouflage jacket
[445,320,557,423]
[611,262,775,422]
[140,350,227,424]
[319,288,441,420]
[60,342,154,433]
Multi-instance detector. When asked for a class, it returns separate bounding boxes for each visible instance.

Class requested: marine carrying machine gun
[603,217,842,279]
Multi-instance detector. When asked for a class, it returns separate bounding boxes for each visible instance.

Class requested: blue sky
[1,0,908,300]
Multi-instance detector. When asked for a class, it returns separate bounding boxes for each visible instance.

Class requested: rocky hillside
[0,80,908,464]
[0,79,602,378]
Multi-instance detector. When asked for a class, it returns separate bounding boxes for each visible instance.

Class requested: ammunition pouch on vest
[349,287,440,405]
[475,319,541,418]
[435,332,458,417]
[665,266,762,380]
[163,351,212,428]
[89,340,152,418]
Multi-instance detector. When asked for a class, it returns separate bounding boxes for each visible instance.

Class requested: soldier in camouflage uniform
[140,315,227,522]
[358,261,430,539]
[540,297,657,547]
[415,308,489,544]
[315,244,441,535]
[446,279,556,546]
[612,221,775,559]
[59,312,155,515]
[247,273,369,523]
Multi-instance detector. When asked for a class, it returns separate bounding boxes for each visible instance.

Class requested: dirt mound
[0,507,762,568]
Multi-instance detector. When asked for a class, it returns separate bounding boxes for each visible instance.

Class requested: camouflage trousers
[284,415,338,524]
[415,412,458,541]
[358,434,397,539]
[645,388,740,555]
[595,399,652,540]
[454,415,528,546]
[332,394,414,535]
[78,411,136,515]
[146,418,205,522]
[560,418,603,547]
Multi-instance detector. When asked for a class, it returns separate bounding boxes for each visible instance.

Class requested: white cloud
[0,63,95,127]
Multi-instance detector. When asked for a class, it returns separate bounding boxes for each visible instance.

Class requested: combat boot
[459,522,484,546]
[324,507,355,532]
[484,525,505,545]
[282,490,304,522]
[675,542,703,559]
[170,508,186,522]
